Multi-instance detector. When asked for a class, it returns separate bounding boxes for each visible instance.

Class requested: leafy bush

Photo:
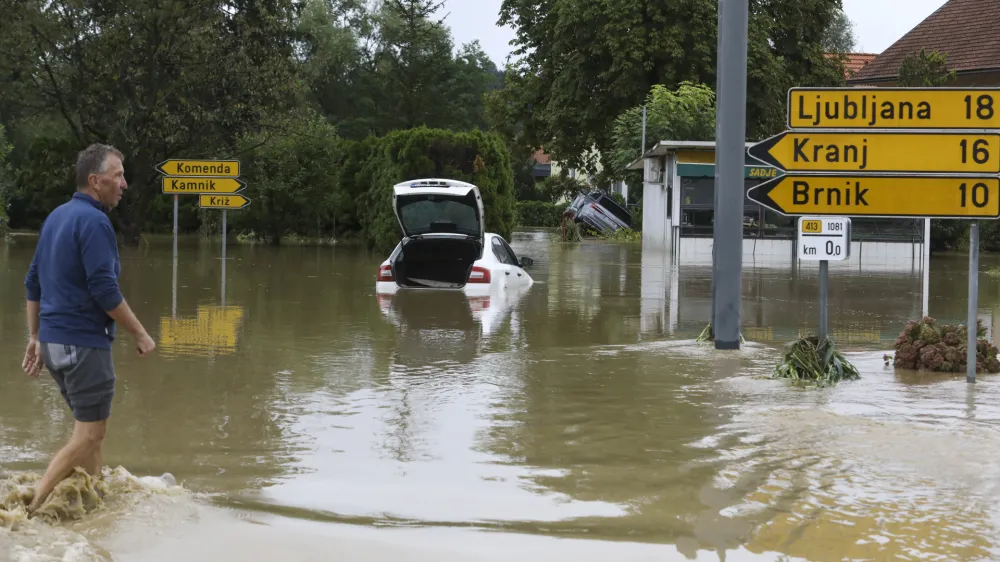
[342,127,516,255]
[228,109,344,244]
[892,316,1000,373]
[516,200,563,227]
[773,336,861,387]
[536,174,588,203]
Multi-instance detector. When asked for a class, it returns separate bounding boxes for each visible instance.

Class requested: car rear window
[596,195,631,225]
[399,197,479,236]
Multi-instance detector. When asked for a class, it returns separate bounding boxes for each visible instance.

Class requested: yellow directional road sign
[747,175,1000,219]
[748,131,1000,174]
[789,87,1000,129]
[156,159,240,177]
[162,177,246,194]
[199,194,250,209]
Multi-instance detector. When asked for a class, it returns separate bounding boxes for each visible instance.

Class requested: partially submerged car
[375,178,534,296]
[564,190,632,234]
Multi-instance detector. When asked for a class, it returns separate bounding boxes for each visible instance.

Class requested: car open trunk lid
[389,179,486,289]
[392,178,485,243]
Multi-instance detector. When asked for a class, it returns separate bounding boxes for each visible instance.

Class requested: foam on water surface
[0,466,185,562]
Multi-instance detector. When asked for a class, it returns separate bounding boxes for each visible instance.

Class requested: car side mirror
[519,257,534,268]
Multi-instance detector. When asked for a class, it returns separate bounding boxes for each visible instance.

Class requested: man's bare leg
[28,420,107,513]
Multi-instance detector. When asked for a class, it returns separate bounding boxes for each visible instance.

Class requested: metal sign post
[797,217,851,339]
[711,0,749,351]
[968,221,980,383]
[156,158,248,312]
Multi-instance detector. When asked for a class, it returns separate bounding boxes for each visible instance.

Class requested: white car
[374,178,535,297]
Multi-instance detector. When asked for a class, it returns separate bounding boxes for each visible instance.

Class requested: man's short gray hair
[75,143,124,189]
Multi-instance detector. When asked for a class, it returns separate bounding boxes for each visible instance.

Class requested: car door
[493,236,528,287]
[490,237,520,287]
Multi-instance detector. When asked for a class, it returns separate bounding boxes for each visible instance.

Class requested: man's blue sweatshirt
[25,192,124,350]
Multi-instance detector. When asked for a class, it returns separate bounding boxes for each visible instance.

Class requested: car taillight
[376,265,393,282]
[468,266,491,283]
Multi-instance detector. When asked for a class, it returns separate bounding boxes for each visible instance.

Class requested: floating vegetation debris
[773,336,861,387]
[695,323,745,344]
[560,213,583,242]
[598,228,642,242]
[892,316,1000,373]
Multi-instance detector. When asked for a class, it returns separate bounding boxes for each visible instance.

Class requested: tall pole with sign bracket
[155,159,248,307]
[748,86,1000,384]
[711,0,750,351]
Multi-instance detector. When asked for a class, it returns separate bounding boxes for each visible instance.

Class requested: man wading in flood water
[20,143,156,514]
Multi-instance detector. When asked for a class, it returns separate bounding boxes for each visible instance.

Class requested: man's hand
[22,339,42,377]
[136,331,156,357]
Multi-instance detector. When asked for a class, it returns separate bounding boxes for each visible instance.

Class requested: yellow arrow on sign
[198,194,250,209]
[162,177,246,194]
[788,87,1000,129]
[156,159,240,177]
[748,131,1000,174]
[747,175,1000,219]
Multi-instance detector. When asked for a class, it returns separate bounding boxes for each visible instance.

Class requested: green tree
[896,48,962,253]
[606,81,716,178]
[2,0,303,243]
[227,108,345,245]
[370,0,460,132]
[448,41,504,131]
[296,0,380,140]
[489,0,846,170]
[296,0,502,138]
[821,8,857,54]
[898,48,957,87]
[536,173,588,204]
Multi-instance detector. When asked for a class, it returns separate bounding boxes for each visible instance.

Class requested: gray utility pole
[967,221,980,383]
[641,105,647,155]
[712,0,750,350]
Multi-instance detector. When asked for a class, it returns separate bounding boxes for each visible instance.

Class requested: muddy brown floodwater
[3,229,1000,561]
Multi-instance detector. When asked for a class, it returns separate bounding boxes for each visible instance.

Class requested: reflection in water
[159,305,245,358]
[2,230,1000,561]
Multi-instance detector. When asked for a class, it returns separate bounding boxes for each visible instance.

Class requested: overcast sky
[441,0,950,66]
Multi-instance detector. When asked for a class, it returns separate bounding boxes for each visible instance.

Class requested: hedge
[516,200,564,227]
[342,127,516,255]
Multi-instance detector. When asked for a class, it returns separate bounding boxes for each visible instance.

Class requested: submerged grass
[598,228,642,242]
[773,336,861,387]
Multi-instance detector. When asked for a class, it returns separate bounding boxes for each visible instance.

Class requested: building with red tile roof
[840,53,878,78]
[848,0,1000,85]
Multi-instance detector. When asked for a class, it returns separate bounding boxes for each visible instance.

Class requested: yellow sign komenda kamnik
[749,131,1000,174]
[789,88,1000,129]
[162,177,245,194]
[157,159,240,177]
[749,175,1000,218]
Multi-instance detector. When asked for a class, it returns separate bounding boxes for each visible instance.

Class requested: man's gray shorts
[40,343,115,423]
